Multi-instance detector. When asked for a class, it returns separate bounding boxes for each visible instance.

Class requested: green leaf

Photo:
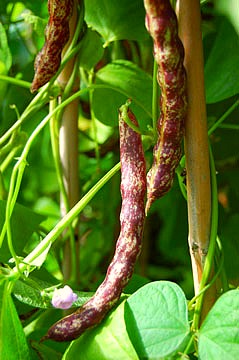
[125,281,190,359]
[13,277,94,309]
[0,281,30,360]
[215,0,239,35]
[63,300,139,360]
[84,0,148,45]
[79,29,104,71]
[0,201,45,262]
[198,289,239,360]
[93,60,152,129]
[205,18,239,103]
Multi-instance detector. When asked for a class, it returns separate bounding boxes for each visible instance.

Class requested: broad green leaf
[92,60,152,129]
[78,28,104,71]
[63,300,139,360]
[84,0,148,45]
[0,201,45,262]
[198,289,239,360]
[205,18,239,103]
[0,281,30,360]
[13,277,93,309]
[125,281,190,359]
[215,0,239,36]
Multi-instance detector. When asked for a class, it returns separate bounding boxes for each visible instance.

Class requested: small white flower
[51,285,78,309]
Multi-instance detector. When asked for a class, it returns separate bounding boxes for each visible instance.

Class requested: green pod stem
[144,0,187,213]
[44,106,146,342]
[31,0,74,92]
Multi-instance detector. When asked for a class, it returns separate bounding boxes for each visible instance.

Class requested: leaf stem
[208,98,239,135]
[0,88,49,146]
[12,162,121,275]
[180,333,195,359]
[119,99,148,135]
[0,75,31,89]
[0,88,88,246]
[89,71,101,169]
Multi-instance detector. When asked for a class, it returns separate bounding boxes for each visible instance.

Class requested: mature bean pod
[31,0,73,92]
[144,0,187,213]
[44,105,146,341]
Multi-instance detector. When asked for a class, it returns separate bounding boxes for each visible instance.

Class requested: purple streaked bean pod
[31,0,73,92]
[144,0,187,213]
[44,104,146,341]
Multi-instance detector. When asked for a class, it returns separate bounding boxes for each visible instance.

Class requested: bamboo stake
[58,0,80,282]
[176,0,216,312]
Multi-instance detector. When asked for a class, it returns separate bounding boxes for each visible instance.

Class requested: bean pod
[44,105,146,341]
[144,0,187,213]
[31,0,73,93]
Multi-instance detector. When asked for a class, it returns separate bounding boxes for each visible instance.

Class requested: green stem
[49,99,77,282]
[0,145,23,173]
[13,162,121,275]
[0,88,48,146]
[0,75,31,89]
[215,237,228,292]
[188,237,224,310]
[0,11,84,146]
[119,99,147,135]
[5,161,26,268]
[49,100,70,214]
[218,124,239,130]
[208,99,239,136]
[192,143,218,331]
[89,71,101,170]
[180,333,195,359]
[177,99,239,200]
[0,88,89,246]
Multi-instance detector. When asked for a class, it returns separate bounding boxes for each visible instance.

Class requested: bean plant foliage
[0,0,239,359]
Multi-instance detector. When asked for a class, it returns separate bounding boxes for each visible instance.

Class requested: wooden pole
[58,0,80,283]
[176,0,216,315]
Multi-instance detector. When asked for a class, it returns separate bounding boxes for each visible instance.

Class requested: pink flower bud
[51,285,78,309]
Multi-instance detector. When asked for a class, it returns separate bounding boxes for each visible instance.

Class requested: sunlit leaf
[92,60,152,129]
[13,277,93,309]
[78,29,104,71]
[63,300,138,360]
[125,281,190,359]
[85,0,148,45]
[198,289,239,360]
[0,281,30,360]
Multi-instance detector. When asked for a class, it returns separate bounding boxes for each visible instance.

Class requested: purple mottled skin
[31,0,73,92]
[44,107,146,341]
[144,0,187,213]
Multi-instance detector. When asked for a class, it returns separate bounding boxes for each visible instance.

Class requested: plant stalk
[57,0,80,283]
[176,0,216,314]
